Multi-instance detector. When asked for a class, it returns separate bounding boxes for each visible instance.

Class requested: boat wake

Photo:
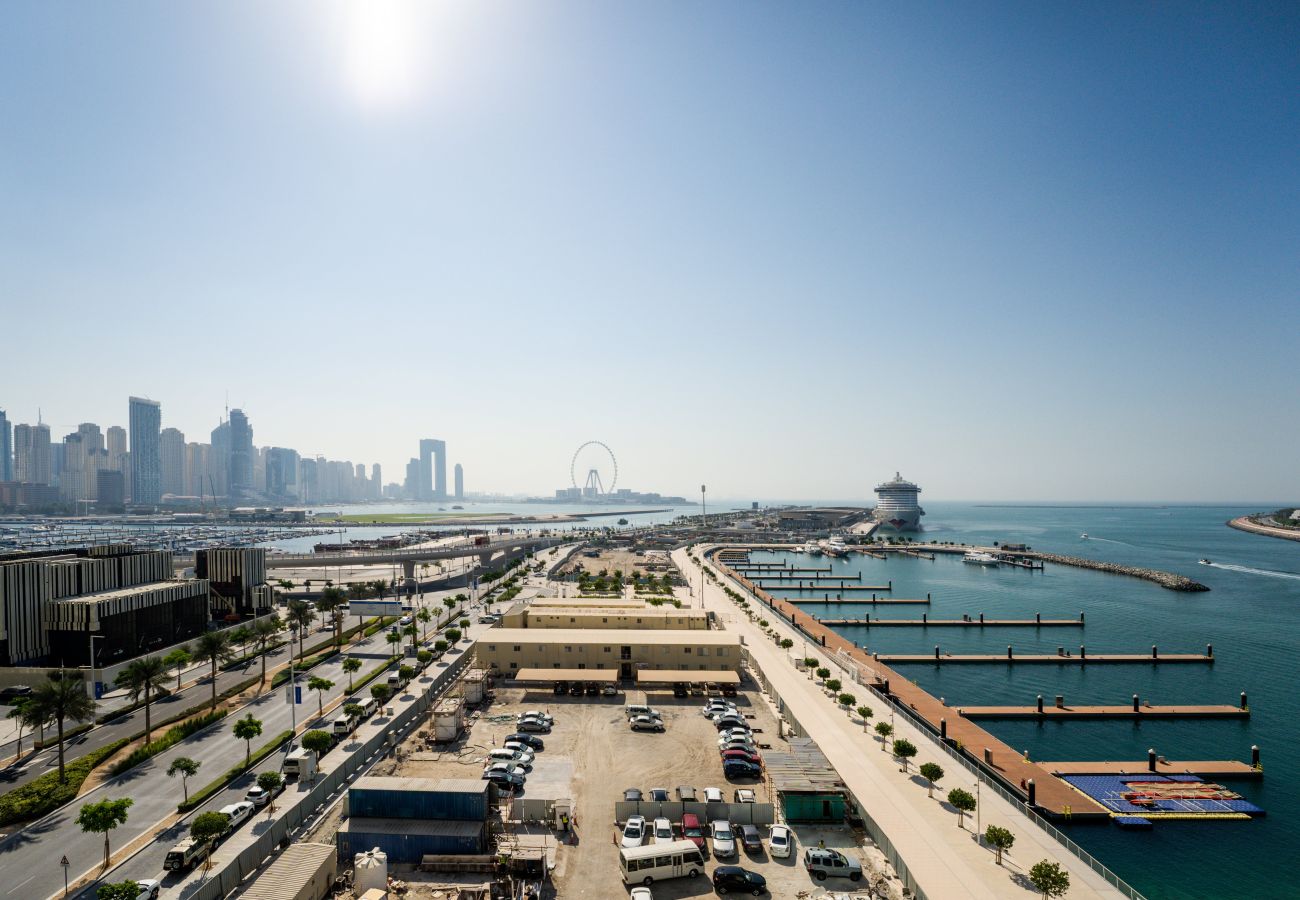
[1081,535,1136,547]
[1203,562,1300,581]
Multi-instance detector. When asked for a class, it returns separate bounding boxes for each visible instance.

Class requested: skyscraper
[370,464,381,500]
[266,447,299,498]
[418,438,447,501]
[0,409,11,482]
[14,422,52,485]
[404,458,419,499]
[106,425,127,472]
[209,419,230,497]
[454,463,464,500]
[159,427,185,497]
[185,442,210,497]
[129,396,162,505]
[228,409,254,498]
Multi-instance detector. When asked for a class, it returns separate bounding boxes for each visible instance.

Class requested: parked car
[720,739,758,755]
[0,685,32,704]
[630,888,652,900]
[133,880,161,900]
[487,748,532,768]
[722,749,762,767]
[568,682,584,696]
[649,787,670,802]
[703,699,735,713]
[712,865,767,895]
[769,824,793,859]
[653,817,674,845]
[681,812,706,852]
[601,684,617,696]
[723,760,763,781]
[673,682,688,697]
[676,786,697,802]
[621,815,647,848]
[711,819,737,857]
[585,683,600,696]
[552,680,568,695]
[518,710,554,725]
[734,789,756,803]
[515,718,551,733]
[245,782,280,808]
[484,769,525,790]
[502,742,537,762]
[217,801,255,834]
[703,786,724,803]
[623,788,643,802]
[625,705,662,720]
[505,733,544,750]
[630,715,665,732]
[717,730,752,746]
[803,847,864,882]
[738,823,763,855]
[714,715,748,730]
[482,762,527,781]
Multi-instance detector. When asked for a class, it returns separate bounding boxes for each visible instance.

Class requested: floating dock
[959,704,1247,720]
[760,583,893,592]
[733,566,832,574]
[790,597,930,605]
[1045,760,1261,779]
[815,617,1082,628]
[751,572,863,581]
[879,651,1214,664]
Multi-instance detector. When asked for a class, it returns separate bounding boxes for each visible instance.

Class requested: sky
[2,2,1297,503]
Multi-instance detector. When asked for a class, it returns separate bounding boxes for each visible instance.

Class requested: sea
[751,502,1298,900]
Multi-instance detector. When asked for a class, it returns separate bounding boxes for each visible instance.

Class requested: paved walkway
[677,546,1130,900]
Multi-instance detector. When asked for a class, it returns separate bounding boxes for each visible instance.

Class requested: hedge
[110,709,228,777]
[179,729,294,813]
[0,737,130,827]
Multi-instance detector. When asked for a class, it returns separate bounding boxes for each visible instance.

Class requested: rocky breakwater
[1024,552,1210,592]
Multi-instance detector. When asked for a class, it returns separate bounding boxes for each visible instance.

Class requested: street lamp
[974,779,982,843]
[88,634,105,700]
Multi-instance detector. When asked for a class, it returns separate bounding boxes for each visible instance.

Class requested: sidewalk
[676,546,1127,900]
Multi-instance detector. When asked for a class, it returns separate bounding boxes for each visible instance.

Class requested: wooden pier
[790,597,929,605]
[760,583,893,592]
[1042,760,1261,779]
[751,572,862,581]
[959,704,1247,720]
[879,651,1215,664]
[814,616,1083,627]
[734,566,832,574]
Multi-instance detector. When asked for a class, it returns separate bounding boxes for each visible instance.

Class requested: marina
[811,615,1083,627]
[788,596,930,605]
[878,649,1215,664]
[959,704,1248,720]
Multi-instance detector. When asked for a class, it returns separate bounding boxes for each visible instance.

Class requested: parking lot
[387,677,887,898]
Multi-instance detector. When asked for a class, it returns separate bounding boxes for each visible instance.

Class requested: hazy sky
[2,2,1296,502]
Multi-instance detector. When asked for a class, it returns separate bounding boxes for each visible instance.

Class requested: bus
[619,839,705,885]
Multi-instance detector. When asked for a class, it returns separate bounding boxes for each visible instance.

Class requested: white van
[283,747,316,781]
[332,712,357,737]
[353,697,378,718]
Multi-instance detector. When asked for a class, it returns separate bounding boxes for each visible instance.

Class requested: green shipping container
[781,793,845,823]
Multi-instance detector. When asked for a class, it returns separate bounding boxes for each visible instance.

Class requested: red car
[681,813,706,852]
[722,748,762,767]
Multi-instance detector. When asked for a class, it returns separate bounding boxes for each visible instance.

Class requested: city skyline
[2,5,1296,501]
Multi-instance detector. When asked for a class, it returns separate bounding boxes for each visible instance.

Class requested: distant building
[129,396,162,505]
[454,463,464,500]
[775,507,870,531]
[265,447,299,499]
[404,457,420,499]
[96,470,125,510]
[0,409,11,482]
[105,425,127,473]
[477,629,740,680]
[0,546,205,667]
[228,409,254,498]
[0,481,59,511]
[370,463,381,499]
[159,427,185,497]
[195,547,272,616]
[419,438,447,501]
[14,422,52,485]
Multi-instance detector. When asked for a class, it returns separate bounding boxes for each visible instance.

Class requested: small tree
[857,706,874,731]
[417,607,433,640]
[404,623,419,654]
[892,738,918,772]
[162,647,191,692]
[459,617,471,629]
[815,667,831,683]
[344,702,363,720]
[948,788,977,829]
[342,656,362,692]
[307,676,334,716]
[370,683,392,704]
[803,657,818,671]
[167,756,201,804]
[398,665,415,683]
[837,692,856,711]
[257,771,283,815]
[825,678,842,693]
[96,882,142,900]
[919,762,944,798]
[1029,860,1070,898]
[446,627,463,642]
[417,649,433,667]
[77,797,133,869]
[232,714,263,767]
[190,811,229,870]
[779,638,793,651]
[874,721,893,749]
[985,825,1015,865]
[434,639,449,654]
[385,630,403,660]
[301,729,332,761]
[251,616,284,685]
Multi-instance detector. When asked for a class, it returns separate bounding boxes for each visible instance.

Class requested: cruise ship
[873,472,925,531]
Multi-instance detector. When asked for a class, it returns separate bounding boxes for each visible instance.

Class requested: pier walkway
[679,547,1132,899]
[816,617,1082,627]
[881,652,1214,665]
[960,705,1247,720]
[1043,760,1261,779]
[790,596,929,605]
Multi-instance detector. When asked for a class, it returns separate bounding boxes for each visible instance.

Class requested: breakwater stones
[1028,552,1209,592]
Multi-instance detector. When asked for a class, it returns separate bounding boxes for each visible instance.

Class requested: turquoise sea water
[752,502,1298,900]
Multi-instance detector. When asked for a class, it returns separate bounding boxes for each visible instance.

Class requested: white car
[711,819,736,857]
[703,701,735,716]
[482,762,527,780]
[769,823,793,859]
[703,786,724,803]
[502,741,536,762]
[621,815,647,848]
[134,880,161,900]
[718,730,752,746]
[518,710,554,725]
[630,888,653,900]
[217,801,255,833]
[653,816,674,844]
[735,789,756,804]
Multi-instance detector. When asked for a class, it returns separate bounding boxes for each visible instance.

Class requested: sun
[342,0,427,111]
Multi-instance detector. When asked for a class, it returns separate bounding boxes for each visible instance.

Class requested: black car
[648,788,670,802]
[585,683,600,696]
[723,760,763,781]
[738,824,763,855]
[624,788,643,802]
[712,865,767,895]
[0,685,32,704]
[673,682,688,697]
[568,682,584,696]
[505,733,545,751]
[553,681,568,695]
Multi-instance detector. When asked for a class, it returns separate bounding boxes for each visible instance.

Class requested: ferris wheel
[570,441,618,496]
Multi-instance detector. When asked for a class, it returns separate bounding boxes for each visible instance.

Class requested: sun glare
[343,0,428,111]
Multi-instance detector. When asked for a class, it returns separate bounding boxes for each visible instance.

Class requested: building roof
[339,817,484,837]
[238,842,335,900]
[636,669,741,684]
[764,737,846,795]
[484,628,738,645]
[514,668,618,682]
[352,776,488,796]
[49,579,207,607]
[522,607,706,619]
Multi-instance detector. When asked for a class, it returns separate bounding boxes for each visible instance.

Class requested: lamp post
[974,779,982,843]
[88,634,104,701]
[701,484,707,530]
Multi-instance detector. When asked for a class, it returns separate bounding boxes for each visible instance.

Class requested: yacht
[873,473,925,531]
[801,540,819,555]
[963,551,1000,566]
[1080,533,1089,540]
[823,538,848,558]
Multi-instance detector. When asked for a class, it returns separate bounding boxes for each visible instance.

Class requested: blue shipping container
[337,818,485,864]
[347,776,489,821]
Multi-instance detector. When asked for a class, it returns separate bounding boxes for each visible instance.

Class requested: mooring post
[1036,612,1041,624]
[1152,645,1158,659]
[1007,645,1013,660]
[940,718,947,740]
[1148,748,1157,772]
[1027,779,1036,806]
[935,645,940,660]
[1037,694,1044,714]
[984,747,993,765]
[1252,745,1260,768]
[1241,691,1248,710]
[923,612,927,623]
[1207,643,1213,659]
[1080,611,1085,624]
[1133,693,1140,712]
[979,612,984,623]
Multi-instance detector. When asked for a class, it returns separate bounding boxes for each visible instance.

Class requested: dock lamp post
[974,779,982,844]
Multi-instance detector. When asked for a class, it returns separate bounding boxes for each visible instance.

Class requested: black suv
[712,865,767,895]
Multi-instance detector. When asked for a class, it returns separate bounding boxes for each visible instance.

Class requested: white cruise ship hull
[875,510,924,531]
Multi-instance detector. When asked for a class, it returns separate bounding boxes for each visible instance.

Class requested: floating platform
[751,573,862,581]
[790,597,930,605]
[815,618,1081,627]
[734,566,832,574]
[760,584,893,592]
[1044,760,1261,779]
[879,652,1214,664]
[1059,773,1264,820]
[959,704,1248,720]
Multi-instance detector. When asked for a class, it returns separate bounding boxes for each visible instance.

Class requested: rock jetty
[1025,552,1209,592]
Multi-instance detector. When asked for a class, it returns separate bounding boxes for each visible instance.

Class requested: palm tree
[250,616,284,685]
[385,630,402,661]
[317,586,346,649]
[7,701,31,759]
[229,625,253,660]
[285,600,316,660]
[307,676,334,717]
[194,630,234,710]
[417,607,433,641]
[232,714,263,768]
[113,655,170,742]
[28,670,96,782]
[404,623,418,655]
[162,647,191,692]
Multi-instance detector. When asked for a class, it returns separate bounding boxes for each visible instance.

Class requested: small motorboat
[1199,558,1212,565]
[1080,533,1088,539]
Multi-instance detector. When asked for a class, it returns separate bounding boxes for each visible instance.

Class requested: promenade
[677,546,1130,900]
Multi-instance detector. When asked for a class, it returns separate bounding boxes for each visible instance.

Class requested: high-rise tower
[228,409,254,498]
[129,396,162,505]
[418,439,447,501]
[0,409,11,482]
[160,427,186,497]
[454,463,463,500]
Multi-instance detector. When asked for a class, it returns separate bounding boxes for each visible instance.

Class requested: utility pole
[701,484,707,529]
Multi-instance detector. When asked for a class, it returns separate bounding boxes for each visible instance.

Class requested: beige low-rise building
[477,628,740,680]
[499,603,709,631]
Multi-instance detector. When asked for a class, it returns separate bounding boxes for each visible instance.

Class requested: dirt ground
[556,548,672,579]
